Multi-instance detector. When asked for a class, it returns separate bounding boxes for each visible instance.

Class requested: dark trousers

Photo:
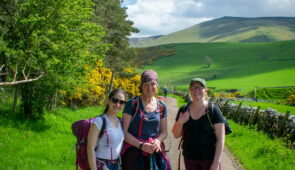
[184,158,221,170]
[122,147,150,170]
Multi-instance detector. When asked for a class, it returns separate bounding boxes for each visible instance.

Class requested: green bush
[173,86,188,93]
[255,87,295,100]
[286,95,295,106]
[20,83,56,119]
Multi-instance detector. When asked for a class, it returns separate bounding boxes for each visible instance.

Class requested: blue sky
[122,0,295,37]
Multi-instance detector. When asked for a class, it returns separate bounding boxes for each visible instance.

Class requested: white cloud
[125,0,295,37]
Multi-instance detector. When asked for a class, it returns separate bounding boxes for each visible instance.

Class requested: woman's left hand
[151,138,162,152]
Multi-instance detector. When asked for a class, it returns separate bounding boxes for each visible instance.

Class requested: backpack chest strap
[131,97,164,138]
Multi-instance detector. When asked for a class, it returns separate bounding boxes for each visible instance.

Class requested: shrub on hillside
[286,95,295,106]
[174,86,188,93]
[214,91,236,99]
[207,89,214,98]
[256,88,295,100]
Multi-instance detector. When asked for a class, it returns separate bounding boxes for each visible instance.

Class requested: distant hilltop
[130,16,295,47]
[129,35,163,47]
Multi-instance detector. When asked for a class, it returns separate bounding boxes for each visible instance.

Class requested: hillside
[140,40,295,90]
[133,16,295,47]
[129,35,163,47]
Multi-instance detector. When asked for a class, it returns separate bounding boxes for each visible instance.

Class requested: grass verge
[0,107,103,169]
[226,120,295,170]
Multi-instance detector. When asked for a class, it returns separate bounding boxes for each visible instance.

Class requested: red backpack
[71,115,107,170]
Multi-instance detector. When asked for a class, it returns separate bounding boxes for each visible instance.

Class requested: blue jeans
[96,158,120,170]
[105,162,119,170]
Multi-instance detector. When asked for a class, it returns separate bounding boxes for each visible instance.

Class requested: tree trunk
[21,84,33,118]
[109,71,115,94]
[12,85,19,113]
[54,91,57,108]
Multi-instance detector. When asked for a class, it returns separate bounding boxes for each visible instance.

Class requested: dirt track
[164,96,243,170]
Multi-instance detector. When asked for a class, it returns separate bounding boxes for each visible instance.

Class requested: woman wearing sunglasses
[87,89,127,170]
[121,70,171,170]
[172,78,225,170]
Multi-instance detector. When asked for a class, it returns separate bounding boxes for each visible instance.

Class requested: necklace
[141,97,157,113]
[106,114,118,127]
[188,104,207,120]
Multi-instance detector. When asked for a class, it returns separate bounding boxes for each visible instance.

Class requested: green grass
[228,100,295,115]
[140,40,295,91]
[0,107,104,169]
[168,94,186,107]
[226,120,295,170]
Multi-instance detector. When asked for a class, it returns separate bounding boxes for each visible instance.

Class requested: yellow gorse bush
[214,92,238,99]
[62,61,141,107]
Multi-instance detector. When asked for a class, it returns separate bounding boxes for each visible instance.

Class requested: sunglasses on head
[111,97,126,105]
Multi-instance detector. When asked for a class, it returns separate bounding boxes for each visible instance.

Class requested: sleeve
[122,99,134,116]
[161,103,168,119]
[175,105,187,121]
[92,116,103,131]
[212,105,225,124]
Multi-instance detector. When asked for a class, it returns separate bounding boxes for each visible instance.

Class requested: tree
[204,56,213,68]
[0,0,107,118]
[0,0,17,84]
[91,0,139,92]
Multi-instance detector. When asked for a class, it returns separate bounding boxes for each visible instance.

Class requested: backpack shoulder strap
[131,96,140,119]
[98,115,107,138]
[178,102,190,117]
[206,103,215,130]
[156,98,165,118]
[177,102,191,170]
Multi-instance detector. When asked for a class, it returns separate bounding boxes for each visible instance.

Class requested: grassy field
[0,107,104,169]
[141,40,295,91]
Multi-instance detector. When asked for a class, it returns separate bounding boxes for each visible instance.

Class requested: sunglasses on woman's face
[111,97,126,105]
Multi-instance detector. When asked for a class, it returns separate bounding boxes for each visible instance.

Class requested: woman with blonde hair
[172,78,226,170]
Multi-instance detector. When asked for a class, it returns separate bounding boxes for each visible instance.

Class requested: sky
[122,0,295,37]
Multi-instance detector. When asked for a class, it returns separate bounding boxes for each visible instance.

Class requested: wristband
[139,143,144,150]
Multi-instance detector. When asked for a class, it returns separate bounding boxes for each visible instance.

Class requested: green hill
[129,35,163,47]
[135,16,295,47]
[140,40,295,91]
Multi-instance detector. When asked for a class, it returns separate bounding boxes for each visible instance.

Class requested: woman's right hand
[178,110,190,124]
[141,142,154,154]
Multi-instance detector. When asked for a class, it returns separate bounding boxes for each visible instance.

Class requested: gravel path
[164,96,243,170]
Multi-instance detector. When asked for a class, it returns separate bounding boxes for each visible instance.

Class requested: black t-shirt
[175,103,225,161]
